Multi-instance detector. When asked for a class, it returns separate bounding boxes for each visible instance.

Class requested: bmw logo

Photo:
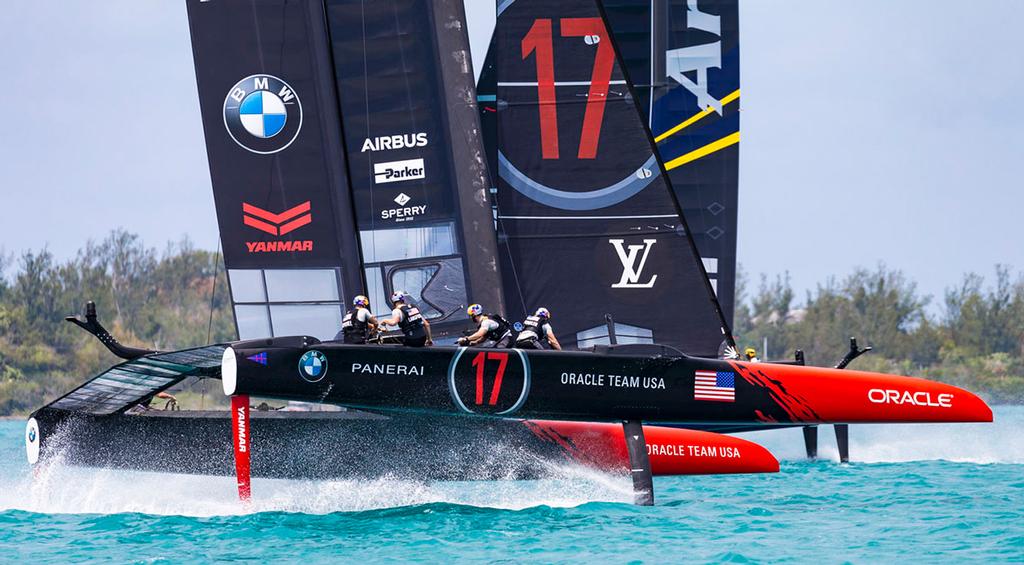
[28,428,36,442]
[298,350,328,383]
[223,74,303,154]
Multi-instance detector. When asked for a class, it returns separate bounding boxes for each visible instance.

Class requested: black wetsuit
[340,307,371,344]
[515,315,553,350]
[478,314,513,348]
[397,304,428,347]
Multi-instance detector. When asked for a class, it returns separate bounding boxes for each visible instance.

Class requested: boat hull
[224,343,993,425]
[26,408,778,479]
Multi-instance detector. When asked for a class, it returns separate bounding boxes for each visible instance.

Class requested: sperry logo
[610,239,658,289]
[374,158,425,184]
[243,201,313,254]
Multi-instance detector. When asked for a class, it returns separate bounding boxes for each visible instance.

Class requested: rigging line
[498,214,678,220]
[653,88,740,143]
[663,131,740,171]
[497,80,628,86]
[204,239,221,411]
[492,198,529,316]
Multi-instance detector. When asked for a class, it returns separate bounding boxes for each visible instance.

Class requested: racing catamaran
[25,0,992,506]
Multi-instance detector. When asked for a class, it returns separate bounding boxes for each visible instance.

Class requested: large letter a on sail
[610,239,658,289]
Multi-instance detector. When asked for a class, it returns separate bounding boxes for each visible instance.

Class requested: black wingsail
[494,0,732,355]
[186,0,365,342]
[188,0,501,343]
[323,0,503,339]
[604,0,741,323]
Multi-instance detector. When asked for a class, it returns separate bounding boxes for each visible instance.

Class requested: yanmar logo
[374,158,425,184]
[242,201,313,253]
[236,405,248,453]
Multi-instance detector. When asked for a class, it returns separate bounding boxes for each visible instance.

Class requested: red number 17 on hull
[472,351,509,406]
[521,17,615,160]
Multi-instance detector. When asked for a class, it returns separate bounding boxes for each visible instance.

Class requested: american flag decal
[694,370,736,402]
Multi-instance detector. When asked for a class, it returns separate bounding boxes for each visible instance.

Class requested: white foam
[737,411,1022,465]
[0,454,632,517]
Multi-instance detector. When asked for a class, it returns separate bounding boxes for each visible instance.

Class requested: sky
[1,1,1021,305]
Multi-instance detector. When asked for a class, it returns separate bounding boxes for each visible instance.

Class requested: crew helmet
[535,307,551,319]
[744,347,757,358]
[467,304,483,317]
[391,290,409,304]
[353,295,370,308]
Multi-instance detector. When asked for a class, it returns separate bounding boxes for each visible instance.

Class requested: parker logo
[361,132,428,153]
[610,239,658,289]
[374,158,426,184]
[243,201,313,253]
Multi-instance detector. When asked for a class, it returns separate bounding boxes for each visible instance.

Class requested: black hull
[29,409,588,481]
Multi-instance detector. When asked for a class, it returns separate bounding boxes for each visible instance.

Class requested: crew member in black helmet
[457,304,513,348]
[336,295,378,344]
[380,290,432,347]
[514,307,561,350]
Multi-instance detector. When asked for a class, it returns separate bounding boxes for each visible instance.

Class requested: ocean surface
[1,408,1022,563]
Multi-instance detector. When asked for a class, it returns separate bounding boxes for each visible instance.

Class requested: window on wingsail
[228,268,346,341]
[389,265,441,318]
[576,323,654,349]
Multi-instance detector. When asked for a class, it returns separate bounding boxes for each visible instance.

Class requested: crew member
[745,347,761,362]
[514,307,561,350]
[379,290,432,347]
[337,295,378,344]
[457,304,513,348]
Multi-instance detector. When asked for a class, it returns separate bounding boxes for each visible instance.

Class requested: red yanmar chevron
[242,201,312,236]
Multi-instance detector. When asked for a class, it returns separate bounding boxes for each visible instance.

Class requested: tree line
[0,232,1020,415]
[0,231,235,415]
[732,266,1024,403]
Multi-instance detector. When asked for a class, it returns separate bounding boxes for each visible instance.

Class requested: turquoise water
[2,409,1022,563]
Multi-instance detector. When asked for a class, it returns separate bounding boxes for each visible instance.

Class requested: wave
[737,406,1023,464]
[0,452,633,517]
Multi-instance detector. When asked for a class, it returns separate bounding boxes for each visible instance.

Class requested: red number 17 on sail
[472,351,509,406]
[521,17,615,160]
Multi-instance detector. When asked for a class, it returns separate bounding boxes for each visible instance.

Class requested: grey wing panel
[45,345,227,416]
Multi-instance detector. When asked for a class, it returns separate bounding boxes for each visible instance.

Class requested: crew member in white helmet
[514,307,561,350]
[379,290,432,347]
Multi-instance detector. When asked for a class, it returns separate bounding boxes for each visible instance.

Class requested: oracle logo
[868,388,953,408]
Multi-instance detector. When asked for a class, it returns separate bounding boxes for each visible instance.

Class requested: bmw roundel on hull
[223,74,302,154]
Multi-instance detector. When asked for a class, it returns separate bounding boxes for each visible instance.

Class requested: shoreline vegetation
[0,230,1021,416]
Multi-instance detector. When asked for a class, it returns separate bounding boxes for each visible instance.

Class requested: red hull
[730,362,994,424]
[526,420,780,475]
